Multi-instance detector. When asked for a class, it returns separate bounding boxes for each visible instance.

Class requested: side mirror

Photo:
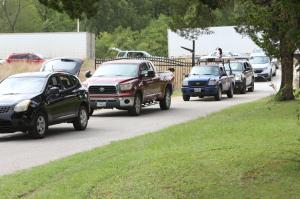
[168,67,175,72]
[85,70,92,78]
[147,70,155,78]
[47,87,60,96]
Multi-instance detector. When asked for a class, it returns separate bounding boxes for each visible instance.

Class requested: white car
[198,51,235,63]
[249,53,276,81]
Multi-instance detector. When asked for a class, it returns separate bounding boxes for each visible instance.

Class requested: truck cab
[182,61,234,101]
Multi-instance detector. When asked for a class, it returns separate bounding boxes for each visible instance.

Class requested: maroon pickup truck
[84,60,175,116]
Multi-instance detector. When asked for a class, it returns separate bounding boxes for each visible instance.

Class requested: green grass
[1,99,300,199]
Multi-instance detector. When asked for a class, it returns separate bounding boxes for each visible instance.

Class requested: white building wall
[168,26,261,57]
[0,32,95,59]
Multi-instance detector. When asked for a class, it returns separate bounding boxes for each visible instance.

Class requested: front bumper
[181,86,218,97]
[234,80,244,90]
[0,111,33,133]
[90,97,135,109]
[254,72,270,79]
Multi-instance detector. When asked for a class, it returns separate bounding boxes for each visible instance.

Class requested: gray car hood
[40,58,83,76]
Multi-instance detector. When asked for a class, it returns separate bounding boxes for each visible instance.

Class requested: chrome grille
[89,86,117,94]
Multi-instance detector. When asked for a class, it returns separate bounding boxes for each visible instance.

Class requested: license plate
[194,88,202,92]
[254,74,258,78]
[97,101,106,107]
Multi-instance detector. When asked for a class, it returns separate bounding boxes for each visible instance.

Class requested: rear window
[43,59,78,72]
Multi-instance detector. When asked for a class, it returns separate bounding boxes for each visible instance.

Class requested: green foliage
[95,15,169,58]
[0,0,76,33]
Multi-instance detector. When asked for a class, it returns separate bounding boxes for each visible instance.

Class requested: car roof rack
[198,57,233,66]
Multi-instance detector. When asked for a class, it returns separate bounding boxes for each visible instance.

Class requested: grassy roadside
[1,98,300,198]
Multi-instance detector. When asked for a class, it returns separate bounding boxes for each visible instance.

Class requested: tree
[168,0,300,100]
[1,0,22,32]
[234,0,300,100]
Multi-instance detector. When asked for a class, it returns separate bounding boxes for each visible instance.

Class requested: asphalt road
[0,76,280,176]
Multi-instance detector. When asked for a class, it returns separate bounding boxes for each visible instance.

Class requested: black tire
[89,108,94,116]
[73,106,88,131]
[240,81,246,94]
[128,93,142,116]
[215,86,222,101]
[183,95,190,101]
[268,71,272,81]
[227,84,234,98]
[248,80,254,92]
[28,111,48,139]
[160,88,171,110]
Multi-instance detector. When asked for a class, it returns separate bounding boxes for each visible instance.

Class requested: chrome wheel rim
[79,108,88,127]
[36,116,46,135]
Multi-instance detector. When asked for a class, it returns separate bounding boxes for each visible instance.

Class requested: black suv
[224,60,255,94]
[0,72,90,138]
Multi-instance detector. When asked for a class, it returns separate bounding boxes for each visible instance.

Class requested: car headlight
[120,83,133,91]
[14,100,31,112]
[208,79,218,86]
[235,75,242,81]
[182,81,189,87]
[263,67,269,71]
[82,82,88,90]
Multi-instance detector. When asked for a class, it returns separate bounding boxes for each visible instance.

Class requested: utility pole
[77,19,80,32]
[181,40,195,66]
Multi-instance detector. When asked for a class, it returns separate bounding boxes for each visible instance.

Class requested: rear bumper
[90,97,135,109]
[181,86,218,97]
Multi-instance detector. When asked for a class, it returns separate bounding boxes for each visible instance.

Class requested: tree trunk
[279,38,295,100]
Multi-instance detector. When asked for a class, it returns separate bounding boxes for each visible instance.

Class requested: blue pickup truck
[181,62,234,101]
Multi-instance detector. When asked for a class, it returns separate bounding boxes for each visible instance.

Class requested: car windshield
[190,66,219,76]
[249,56,270,64]
[224,62,243,71]
[0,77,46,95]
[117,52,126,57]
[43,59,79,73]
[93,63,138,77]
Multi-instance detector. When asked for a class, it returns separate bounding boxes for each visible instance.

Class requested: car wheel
[128,93,142,116]
[268,71,272,81]
[89,108,94,116]
[160,88,171,110]
[248,80,254,92]
[240,81,246,94]
[227,84,234,98]
[183,95,190,101]
[28,111,48,139]
[73,106,89,130]
[215,86,222,101]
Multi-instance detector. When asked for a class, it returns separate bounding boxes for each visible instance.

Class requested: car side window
[147,62,155,72]
[47,75,62,90]
[70,75,81,88]
[140,63,149,76]
[59,75,74,90]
